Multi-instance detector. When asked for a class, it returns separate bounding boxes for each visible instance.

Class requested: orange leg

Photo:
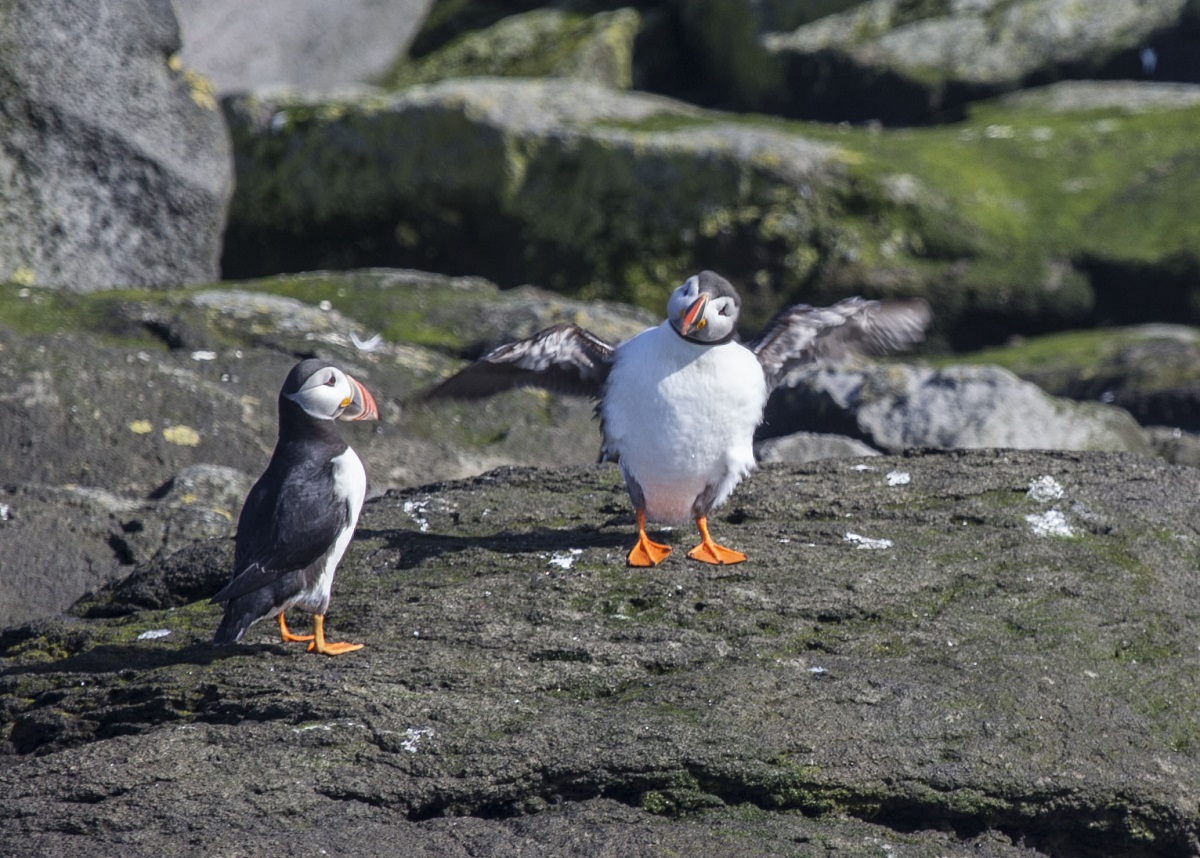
[687,515,746,565]
[305,614,364,656]
[626,509,672,567]
[279,613,314,643]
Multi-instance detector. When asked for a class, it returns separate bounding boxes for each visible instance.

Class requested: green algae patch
[383,8,640,92]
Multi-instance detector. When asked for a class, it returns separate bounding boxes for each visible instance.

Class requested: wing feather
[424,323,616,399]
[749,297,932,391]
[212,461,348,604]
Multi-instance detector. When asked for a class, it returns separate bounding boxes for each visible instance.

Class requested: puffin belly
[605,327,766,524]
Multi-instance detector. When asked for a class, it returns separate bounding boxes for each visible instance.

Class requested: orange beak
[341,376,379,421]
[680,294,708,336]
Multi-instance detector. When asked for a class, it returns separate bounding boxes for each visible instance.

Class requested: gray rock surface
[761,0,1193,122]
[174,0,434,92]
[755,430,881,464]
[0,0,233,288]
[3,451,1200,856]
[0,270,652,626]
[767,363,1154,455]
[220,78,845,330]
[384,7,642,91]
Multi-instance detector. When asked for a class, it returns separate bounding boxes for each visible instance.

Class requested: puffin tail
[212,602,253,645]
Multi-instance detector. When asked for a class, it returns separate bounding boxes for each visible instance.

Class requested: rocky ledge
[2,450,1198,857]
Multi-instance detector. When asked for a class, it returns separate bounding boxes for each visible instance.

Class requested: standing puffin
[427,271,930,567]
[213,358,379,654]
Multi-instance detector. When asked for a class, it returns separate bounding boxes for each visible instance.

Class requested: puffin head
[281,359,379,422]
[666,270,742,344]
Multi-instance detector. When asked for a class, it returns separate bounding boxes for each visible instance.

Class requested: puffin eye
[324,374,337,386]
[718,304,731,316]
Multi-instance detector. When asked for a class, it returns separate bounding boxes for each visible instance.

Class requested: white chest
[292,446,367,613]
[602,324,767,522]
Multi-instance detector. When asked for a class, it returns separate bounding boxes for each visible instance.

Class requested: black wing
[424,323,616,400]
[749,297,932,392]
[211,459,348,604]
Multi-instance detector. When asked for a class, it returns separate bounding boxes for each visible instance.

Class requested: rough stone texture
[174,0,434,93]
[0,0,233,289]
[220,78,847,331]
[0,473,249,629]
[760,0,1196,123]
[755,430,881,464]
[952,324,1200,431]
[0,271,653,626]
[3,451,1200,856]
[765,364,1154,455]
[220,76,1200,344]
[383,7,642,91]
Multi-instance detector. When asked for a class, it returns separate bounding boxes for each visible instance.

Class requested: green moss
[383,9,640,92]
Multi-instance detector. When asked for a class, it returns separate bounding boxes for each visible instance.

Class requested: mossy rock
[383,7,641,91]
[221,77,1200,345]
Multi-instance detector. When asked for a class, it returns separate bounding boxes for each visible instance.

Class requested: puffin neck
[670,324,737,347]
[276,395,346,445]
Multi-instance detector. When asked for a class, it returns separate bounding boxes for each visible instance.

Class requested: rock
[758,0,1197,123]
[383,8,642,91]
[0,0,233,289]
[0,481,239,628]
[765,364,1154,455]
[754,430,881,464]
[954,324,1200,430]
[1145,425,1200,467]
[174,0,434,93]
[220,76,1200,343]
[3,451,1200,855]
[0,270,654,499]
[220,78,849,331]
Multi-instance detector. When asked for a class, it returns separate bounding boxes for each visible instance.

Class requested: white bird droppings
[548,549,583,570]
[886,470,910,487]
[1026,509,1073,538]
[137,629,171,640]
[1027,476,1064,503]
[844,532,893,550]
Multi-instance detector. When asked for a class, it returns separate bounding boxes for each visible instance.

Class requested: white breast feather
[290,447,368,614]
[602,322,768,524]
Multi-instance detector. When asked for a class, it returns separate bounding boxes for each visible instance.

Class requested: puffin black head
[667,271,742,345]
[280,359,379,423]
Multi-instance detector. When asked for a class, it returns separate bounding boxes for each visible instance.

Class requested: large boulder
[956,322,1200,431]
[766,363,1154,455]
[3,451,1200,855]
[0,0,233,289]
[174,0,434,93]
[0,269,655,497]
[221,77,1200,344]
[729,0,1200,123]
[382,7,642,92]
[0,270,656,626]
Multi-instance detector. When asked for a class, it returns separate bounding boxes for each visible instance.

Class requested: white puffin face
[666,272,740,343]
[284,366,360,421]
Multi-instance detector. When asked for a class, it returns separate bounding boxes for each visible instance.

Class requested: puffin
[213,358,379,654]
[427,271,931,567]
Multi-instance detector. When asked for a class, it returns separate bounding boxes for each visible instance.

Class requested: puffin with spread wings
[428,271,931,567]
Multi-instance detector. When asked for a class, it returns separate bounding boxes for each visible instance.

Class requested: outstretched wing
[424,323,616,399]
[749,297,932,391]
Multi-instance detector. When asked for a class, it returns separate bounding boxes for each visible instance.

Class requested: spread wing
[211,461,347,604]
[424,323,616,400]
[749,297,932,392]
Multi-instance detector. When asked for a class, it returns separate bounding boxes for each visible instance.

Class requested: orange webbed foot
[304,615,363,656]
[686,516,746,565]
[279,614,315,643]
[626,509,672,567]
